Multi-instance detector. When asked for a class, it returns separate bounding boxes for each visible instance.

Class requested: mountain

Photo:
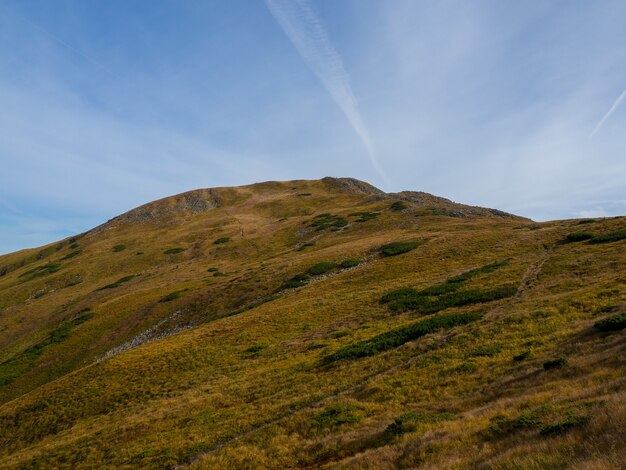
[0,177,624,469]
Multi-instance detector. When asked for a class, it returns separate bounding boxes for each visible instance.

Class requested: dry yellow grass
[0,178,624,469]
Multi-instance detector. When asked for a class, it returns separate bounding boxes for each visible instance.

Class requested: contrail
[589,86,626,138]
[264,0,387,181]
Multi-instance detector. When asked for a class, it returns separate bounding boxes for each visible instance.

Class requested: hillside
[0,177,625,469]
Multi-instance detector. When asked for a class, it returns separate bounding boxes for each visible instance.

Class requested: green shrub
[323,312,481,363]
[18,263,61,281]
[159,290,186,303]
[244,344,266,354]
[380,241,420,256]
[540,415,589,435]
[306,262,338,276]
[278,274,309,291]
[97,275,135,290]
[589,229,626,244]
[543,357,567,370]
[565,232,594,242]
[447,260,509,283]
[214,237,231,244]
[309,214,348,231]
[594,311,626,331]
[207,267,219,272]
[60,250,81,260]
[350,211,379,222]
[311,403,362,429]
[340,259,360,268]
[112,244,126,252]
[164,247,186,254]
[390,201,407,211]
[513,350,531,361]
[578,219,596,224]
[69,243,79,249]
[386,284,517,313]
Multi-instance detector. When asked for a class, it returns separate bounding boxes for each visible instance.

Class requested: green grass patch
[311,403,363,430]
[389,201,407,211]
[207,267,219,272]
[214,237,231,244]
[340,259,360,268]
[309,214,348,231]
[594,311,626,331]
[447,260,509,283]
[323,311,481,363]
[18,263,61,281]
[306,262,338,276]
[543,357,567,370]
[164,247,186,254]
[564,232,594,243]
[349,212,379,222]
[470,344,502,357]
[589,229,626,244]
[60,250,81,260]
[112,244,126,252]
[159,290,186,303]
[380,241,420,256]
[97,275,136,290]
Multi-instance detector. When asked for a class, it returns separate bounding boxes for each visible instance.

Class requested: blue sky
[1,0,626,254]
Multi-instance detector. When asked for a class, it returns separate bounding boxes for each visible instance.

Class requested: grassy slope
[0,178,624,469]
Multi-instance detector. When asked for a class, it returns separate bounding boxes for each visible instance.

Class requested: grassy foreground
[0,178,624,469]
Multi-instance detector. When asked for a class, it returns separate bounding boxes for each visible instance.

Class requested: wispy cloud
[589,86,626,138]
[264,0,387,182]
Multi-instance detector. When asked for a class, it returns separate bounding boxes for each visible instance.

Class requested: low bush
[513,350,531,361]
[340,259,360,268]
[18,263,61,281]
[447,260,509,283]
[350,212,379,222]
[97,274,136,290]
[112,244,126,252]
[311,403,362,429]
[306,262,338,276]
[60,250,81,260]
[380,241,420,256]
[543,357,567,370]
[594,311,626,331]
[323,311,481,363]
[309,214,348,231]
[540,415,589,435]
[390,201,407,211]
[214,237,231,244]
[164,247,186,254]
[206,267,219,272]
[69,243,79,249]
[564,232,594,243]
[159,290,186,303]
[296,241,315,251]
[589,229,626,244]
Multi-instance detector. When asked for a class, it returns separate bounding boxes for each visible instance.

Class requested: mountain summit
[0,178,624,468]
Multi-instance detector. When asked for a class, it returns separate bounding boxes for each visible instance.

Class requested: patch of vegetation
[589,229,626,244]
[0,311,93,387]
[543,357,568,370]
[322,312,481,363]
[226,295,280,317]
[213,271,226,277]
[214,237,231,244]
[513,350,531,361]
[309,213,348,231]
[244,344,267,354]
[594,311,626,331]
[389,201,407,211]
[296,241,316,251]
[415,207,450,217]
[60,250,81,260]
[350,212,379,222]
[306,262,338,276]
[384,284,517,314]
[311,403,363,430]
[577,219,596,224]
[540,414,589,435]
[159,290,186,303]
[340,259,360,268]
[69,243,79,249]
[447,260,509,283]
[385,411,455,436]
[97,275,136,290]
[207,267,219,272]
[381,260,513,313]
[18,263,61,281]
[164,247,186,254]
[564,232,594,243]
[380,241,421,256]
[112,244,126,252]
